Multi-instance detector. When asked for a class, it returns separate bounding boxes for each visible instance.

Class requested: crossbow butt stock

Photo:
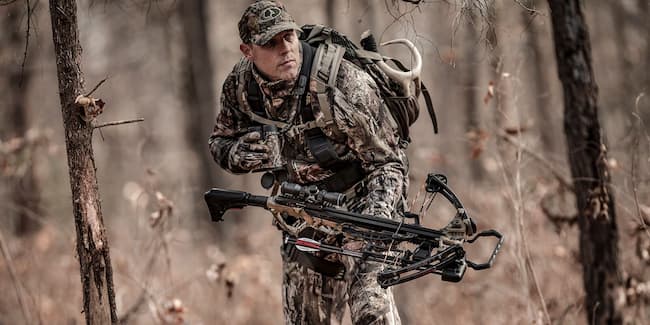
[204,188,268,222]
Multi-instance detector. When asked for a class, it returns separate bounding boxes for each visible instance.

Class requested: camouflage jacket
[209,54,409,219]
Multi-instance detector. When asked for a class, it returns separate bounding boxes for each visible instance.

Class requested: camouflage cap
[238,1,301,45]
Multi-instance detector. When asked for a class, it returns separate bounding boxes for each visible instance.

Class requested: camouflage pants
[281,249,401,325]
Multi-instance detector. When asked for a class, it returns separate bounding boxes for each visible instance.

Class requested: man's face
[240,30,301,81]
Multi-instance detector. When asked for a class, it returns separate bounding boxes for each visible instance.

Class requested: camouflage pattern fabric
[210,48,407,324]
[281,254,401,325]
[238,0,302,45]
[227,131,271,171]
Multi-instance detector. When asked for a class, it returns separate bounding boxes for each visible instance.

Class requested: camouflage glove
[227,131,271,171]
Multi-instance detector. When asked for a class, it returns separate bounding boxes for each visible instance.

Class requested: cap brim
[255,22,302,45]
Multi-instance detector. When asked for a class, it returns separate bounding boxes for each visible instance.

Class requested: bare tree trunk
[547,1,623,324]
[0,1,42,235]
[463,12,484,180]
[639,0,650,123]
[326,0,335,27]
[179,0,221,220]
[49,0,118,323]
[362,0,378,33]
[610,0,634,113]
[522,0,555,154]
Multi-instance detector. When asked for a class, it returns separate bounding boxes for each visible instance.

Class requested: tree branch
[93,118,145,129]
[86,76,108,97]
[0,229,32,325]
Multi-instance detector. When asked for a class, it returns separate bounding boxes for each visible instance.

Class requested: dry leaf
[153,298,186,324]
[483,80,495,105]
[75,95,105,122]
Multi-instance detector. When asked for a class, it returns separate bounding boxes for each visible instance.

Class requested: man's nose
[278,38,291,53]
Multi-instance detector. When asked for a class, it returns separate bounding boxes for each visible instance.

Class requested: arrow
[294,238,321,252]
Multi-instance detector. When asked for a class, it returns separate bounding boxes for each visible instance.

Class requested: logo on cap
[260,7,281,22]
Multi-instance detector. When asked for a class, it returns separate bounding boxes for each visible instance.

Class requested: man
[209,1,408,324]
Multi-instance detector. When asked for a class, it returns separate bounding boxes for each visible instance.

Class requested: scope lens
[321,192,346,206]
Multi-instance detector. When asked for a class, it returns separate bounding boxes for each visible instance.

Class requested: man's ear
[240,43,253,60]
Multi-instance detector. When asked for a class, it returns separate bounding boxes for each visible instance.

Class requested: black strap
[420,82,438,134]
[247,75,266,118]
[296,41,314,97]
[317,162,366,193]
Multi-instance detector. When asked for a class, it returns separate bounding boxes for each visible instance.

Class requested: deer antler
[376,39,422,97]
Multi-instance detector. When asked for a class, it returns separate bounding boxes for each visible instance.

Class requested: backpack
[299,24,438,142]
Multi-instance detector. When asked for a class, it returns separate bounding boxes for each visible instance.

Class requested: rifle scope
[280,182,347,207]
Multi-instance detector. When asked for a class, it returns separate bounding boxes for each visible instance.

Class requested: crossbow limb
[204,172,504,287]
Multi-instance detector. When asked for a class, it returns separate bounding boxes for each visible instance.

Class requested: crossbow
[204,173,503,288]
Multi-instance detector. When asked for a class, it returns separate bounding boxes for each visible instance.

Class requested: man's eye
[264,40,276,48]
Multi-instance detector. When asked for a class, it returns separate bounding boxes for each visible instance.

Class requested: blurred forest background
[1,0,649,324]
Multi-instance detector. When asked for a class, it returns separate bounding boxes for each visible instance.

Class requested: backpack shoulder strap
[309,43,345,139]
[298,42,344,167]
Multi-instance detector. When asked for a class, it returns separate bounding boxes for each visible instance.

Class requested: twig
[86,76,109,97]
[495,115,551,323]
[498,131,574,191]
[631,93,650,238]
[19,0,31,88]
[94,118,145,129]
[118,245,159,324]
[513,0,545,16]
[0,229,32,325]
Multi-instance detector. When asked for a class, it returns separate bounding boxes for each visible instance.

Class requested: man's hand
[228,131,271,171]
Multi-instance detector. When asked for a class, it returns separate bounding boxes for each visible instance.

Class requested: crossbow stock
[204,173,503,288]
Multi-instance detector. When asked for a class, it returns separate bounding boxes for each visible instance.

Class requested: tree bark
[0,1,42,235]
[547,1,623,324]
[179,0,221,220]
[49,0,118,323]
